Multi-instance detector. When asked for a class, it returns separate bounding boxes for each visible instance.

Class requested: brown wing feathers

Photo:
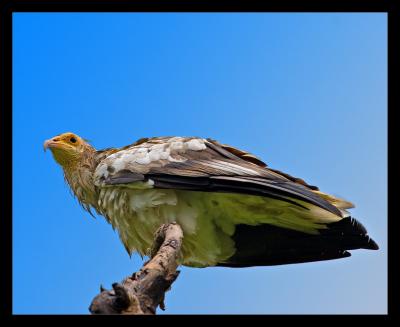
[98,137,341,216]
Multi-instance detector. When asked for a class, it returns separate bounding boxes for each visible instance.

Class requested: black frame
[1,0,395,321]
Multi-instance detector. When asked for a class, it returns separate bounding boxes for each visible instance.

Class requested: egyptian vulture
[44,132,378,267]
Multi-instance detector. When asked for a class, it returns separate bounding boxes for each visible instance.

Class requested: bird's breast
[96,187,236,267]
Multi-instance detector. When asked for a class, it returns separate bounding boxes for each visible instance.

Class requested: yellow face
[44,132,86,166]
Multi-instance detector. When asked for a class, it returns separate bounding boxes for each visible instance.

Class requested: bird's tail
[217,217,379,267]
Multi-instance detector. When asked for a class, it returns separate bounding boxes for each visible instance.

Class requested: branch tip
[89,223,183,315]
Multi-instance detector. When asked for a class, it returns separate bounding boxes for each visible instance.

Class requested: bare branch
[89,222,183,315]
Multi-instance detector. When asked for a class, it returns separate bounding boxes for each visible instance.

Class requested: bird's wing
[93,137,343,218]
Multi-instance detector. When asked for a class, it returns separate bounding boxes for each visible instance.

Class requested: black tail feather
[217,217,378,268]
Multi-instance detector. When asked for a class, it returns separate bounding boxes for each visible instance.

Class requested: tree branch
[89,222,183,315]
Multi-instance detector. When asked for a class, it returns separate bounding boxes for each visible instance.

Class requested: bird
[44,132,378,268]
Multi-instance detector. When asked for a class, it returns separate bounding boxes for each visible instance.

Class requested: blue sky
[13,13,387,314]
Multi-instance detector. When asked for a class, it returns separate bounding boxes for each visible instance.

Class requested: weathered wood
[89,222,183,315]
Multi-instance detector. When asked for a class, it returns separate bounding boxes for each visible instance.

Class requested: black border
[1,0,395,321]
[1,0,396,12]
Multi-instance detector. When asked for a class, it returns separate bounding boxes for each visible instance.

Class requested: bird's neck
[63,147,99,211]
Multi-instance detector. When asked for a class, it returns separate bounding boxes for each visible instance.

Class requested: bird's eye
[70,137,77,143]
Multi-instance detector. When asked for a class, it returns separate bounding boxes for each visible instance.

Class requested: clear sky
[12,13,387,314]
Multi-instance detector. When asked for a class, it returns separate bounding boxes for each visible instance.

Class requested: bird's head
[44,132,92,168]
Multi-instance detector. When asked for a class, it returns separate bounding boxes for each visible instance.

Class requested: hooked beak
[43,139,60,152]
